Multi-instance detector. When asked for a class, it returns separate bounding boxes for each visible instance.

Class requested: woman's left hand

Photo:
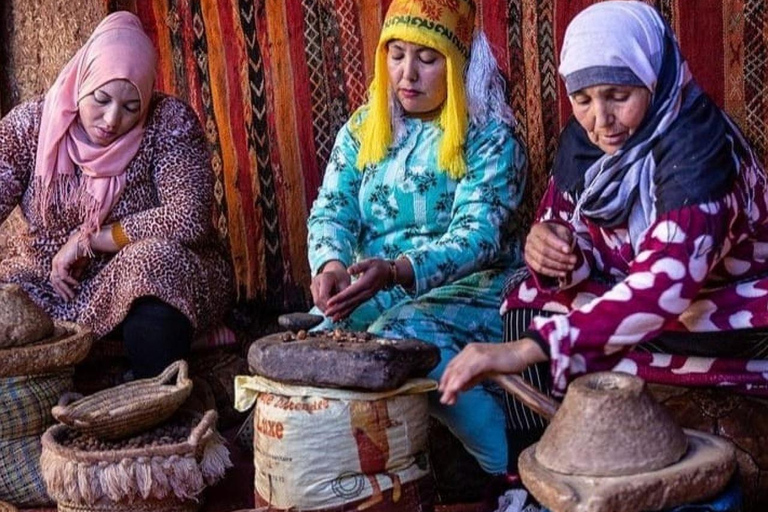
[438,338,548,406]
[50,234,89,301]
[324,258,392,321]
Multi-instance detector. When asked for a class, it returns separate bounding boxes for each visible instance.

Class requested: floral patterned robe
[306,114,527,473]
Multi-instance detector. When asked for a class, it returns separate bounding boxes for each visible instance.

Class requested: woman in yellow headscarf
[307,0,527,478]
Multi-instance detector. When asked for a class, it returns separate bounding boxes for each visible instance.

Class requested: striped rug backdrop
[116,0,768,310]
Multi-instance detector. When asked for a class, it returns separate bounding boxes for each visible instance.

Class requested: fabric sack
[235,375,435,511]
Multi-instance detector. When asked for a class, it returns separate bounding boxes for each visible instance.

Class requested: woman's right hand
[524,221,577,278]
[439,338,548,406]
[310,260,351,313]
[50,233,89,301]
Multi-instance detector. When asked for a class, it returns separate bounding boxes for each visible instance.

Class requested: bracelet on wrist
[111,223,130,250]
[386,259,398,289]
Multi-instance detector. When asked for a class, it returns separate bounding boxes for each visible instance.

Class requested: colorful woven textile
[0,371,71,507]
[125,0,768,309]
[0,371,72,440]
[0,437,48,507]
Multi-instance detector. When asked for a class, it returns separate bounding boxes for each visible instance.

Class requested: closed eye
[570,95,590,106]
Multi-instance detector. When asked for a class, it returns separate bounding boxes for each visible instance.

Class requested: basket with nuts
[41,410,231,512]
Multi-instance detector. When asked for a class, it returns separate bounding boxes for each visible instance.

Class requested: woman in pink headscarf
[0,12,233,378]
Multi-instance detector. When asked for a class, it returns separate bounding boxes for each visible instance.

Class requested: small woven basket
[52,360,193,440]
[0,320,92,378]
[41,410,231,512]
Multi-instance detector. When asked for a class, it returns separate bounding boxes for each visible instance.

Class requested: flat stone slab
[247,330,440,391]
[519,429,736,512]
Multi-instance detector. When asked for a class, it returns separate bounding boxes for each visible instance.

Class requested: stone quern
[517,372,737,512]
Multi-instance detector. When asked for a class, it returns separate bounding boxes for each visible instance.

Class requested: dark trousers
[121,296,193,379]
[502,308,553,470]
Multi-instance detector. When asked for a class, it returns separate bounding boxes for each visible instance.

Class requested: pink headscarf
[35,11,157,250]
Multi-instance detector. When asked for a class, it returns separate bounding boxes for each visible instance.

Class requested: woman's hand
[311,260,351,313]
[50,234,89,301]
[525,221,577,278]
[324,258,392,321]
[438,338,548,406]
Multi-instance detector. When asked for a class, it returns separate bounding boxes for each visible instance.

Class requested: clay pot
[534,371,688,476]
[0,283,54,348]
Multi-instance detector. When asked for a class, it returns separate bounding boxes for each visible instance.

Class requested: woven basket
[52,360,193,440]
[0,320,92,378]
[41,410,231,512]
[0,501,17,512]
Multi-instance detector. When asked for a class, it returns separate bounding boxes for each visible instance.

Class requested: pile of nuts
[280,329,376,343]
[58,417,193,452]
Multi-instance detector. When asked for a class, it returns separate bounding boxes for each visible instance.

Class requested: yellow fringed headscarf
[355,0,476,180]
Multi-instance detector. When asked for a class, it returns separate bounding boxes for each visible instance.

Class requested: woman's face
[569,84,652,154]
[386,40,447,115]
[78,79,142,146]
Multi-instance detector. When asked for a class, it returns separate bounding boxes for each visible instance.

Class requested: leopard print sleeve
[0,100,40,224]
[118,95,214,245]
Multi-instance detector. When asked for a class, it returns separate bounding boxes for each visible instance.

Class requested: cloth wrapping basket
[235,375,436,511]
[40,410,232,512]
[0,370,73,507]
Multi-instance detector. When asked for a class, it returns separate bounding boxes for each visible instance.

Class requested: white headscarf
[559,1,674,94]
[555,1,699,250]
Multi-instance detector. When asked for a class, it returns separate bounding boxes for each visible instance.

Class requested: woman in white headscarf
[440,0,768,420]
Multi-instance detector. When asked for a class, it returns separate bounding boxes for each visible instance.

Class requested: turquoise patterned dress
[307,115,526,474]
